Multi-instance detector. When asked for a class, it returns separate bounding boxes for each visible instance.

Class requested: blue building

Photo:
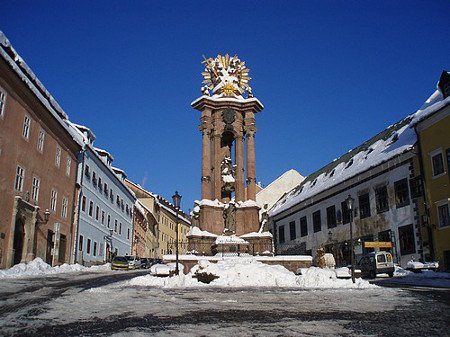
[69,122,135,265]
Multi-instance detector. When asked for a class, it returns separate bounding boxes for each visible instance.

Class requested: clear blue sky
[2,1,450,212]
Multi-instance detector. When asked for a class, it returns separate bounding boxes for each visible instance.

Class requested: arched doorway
[13,218,25,265]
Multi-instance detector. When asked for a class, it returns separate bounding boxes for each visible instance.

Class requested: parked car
[126,255,142,269]
[357,251,394,278]
[140,258,152,269]
[111,256,130,270]
[111,255,142,270]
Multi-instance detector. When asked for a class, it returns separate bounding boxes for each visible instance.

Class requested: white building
[269,113,426,268]
[69,123,135,265]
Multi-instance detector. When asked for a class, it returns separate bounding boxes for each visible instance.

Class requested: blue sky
[2,1,450,212]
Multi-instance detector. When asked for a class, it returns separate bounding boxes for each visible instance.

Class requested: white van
[358,251,394,278]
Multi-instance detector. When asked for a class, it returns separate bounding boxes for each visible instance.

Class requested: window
[359,193,371,219]
[116,195,120,206]
[93,242,98,256]
[81,196,86,212]
[313,210,321,233]
[278,225,285,244]
[341,201,350,224]
[110,189,114,202]
[95,206,100,221]
[50,189,57,212]
[66,158,71,176]
[61,197,68,218]
[114,219,118,232]
[409,176,423,198]
[14,165,25,191]
[84,165,90,179]
[326,206,336,228]
[0,88,6,118]
[127,228,130,240]
[101,211,105,225]
[92,172,97,187]
[31,176,40,202]
[98,177,102,190]
[87,238,91,255]
[79,235,84,251]
[431,151,445,177]
[104,183,108,196]
[394,178,410,208]
[55,145,61,167]
[22,114,31,139]
[437,203,450,228]
[107,215,111,228]
[119,223,122,235]
[300,216,308,237]
[37,129,45,152]
[398,224,415,255]
[289,221,296,241]
[89,201,93,217]
[375,185,389,213]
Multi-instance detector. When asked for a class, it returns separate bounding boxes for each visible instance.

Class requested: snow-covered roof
[187,226,217,238]
[94,147,114,160]
[270,84,450,218]
[0,31,83,148]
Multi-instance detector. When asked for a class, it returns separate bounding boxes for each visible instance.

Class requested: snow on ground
[381,265,450,288]
[128,257,376,289]
[0,258,111,278]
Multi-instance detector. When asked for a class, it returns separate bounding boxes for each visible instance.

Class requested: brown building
[132,201,148,257]
[0,32,81,268]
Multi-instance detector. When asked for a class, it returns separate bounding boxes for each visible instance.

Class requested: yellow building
[125,180,191,258]
[414,71,450,271]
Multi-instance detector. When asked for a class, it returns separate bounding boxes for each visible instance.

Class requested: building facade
[69,123,135,265]
[0,32,81,268]
[413,71,450,271]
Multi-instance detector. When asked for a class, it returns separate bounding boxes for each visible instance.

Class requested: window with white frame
[14,165,25,191]
[101,211,105,225]
[114,220,118,232]
[437,201,450,228]
[32,176,40,202]
[55,145,61,167]
[37,129,45,152]
[66,157,71,176]
[81,196,86,212]
[431,149,445,177]
[0,88,6,118]
[89,201,93,217]
[87,238,91,255]
[50,189,58,212]
[22,114,31,139]
[107,214,111,228]
[127,228,130,239]
[93,241,98,256]
[61,197,68,218]
[96,206,100,221]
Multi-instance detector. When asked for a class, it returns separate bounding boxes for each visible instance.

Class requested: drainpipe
[72,149,86,264]
[414,130,435,261]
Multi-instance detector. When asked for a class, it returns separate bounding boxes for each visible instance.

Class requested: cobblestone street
[0,271,449,336]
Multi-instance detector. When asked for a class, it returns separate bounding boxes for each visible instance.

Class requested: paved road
[0,271,449,337]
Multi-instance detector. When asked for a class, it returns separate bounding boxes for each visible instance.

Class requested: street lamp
[172,191,182,275]
[36,209,50,224]
[346,194,355,283]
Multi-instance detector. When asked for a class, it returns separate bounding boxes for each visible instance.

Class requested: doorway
[13,218,25,265]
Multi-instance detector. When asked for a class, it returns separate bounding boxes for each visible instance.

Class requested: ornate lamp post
[172,191,182,275]
[346,194,355,283]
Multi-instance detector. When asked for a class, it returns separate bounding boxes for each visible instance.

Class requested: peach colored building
[0,32,81,268]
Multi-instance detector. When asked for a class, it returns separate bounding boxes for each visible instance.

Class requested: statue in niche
[190,201,200,228]
[221,156,235,193]
[223,202,236,233]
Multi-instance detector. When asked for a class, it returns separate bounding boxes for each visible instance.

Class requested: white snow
[240,231,273,238]
[187,226,218,237]
[128,257,375,289]
[0,258,111,279]
[215,235,249,245]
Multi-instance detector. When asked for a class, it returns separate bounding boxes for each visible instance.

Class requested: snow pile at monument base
[0,258,110,278]
[128,257,375,289]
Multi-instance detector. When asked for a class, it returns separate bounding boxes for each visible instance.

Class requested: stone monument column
[235,134,245,201]
[246,131,256,200]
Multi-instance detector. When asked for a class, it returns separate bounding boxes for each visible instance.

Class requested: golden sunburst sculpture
[201,54,252,97]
